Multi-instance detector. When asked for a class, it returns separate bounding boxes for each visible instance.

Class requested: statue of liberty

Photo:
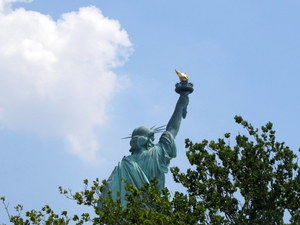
[99,70,193,207]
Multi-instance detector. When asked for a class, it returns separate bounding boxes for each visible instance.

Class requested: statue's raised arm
[166,93,189,138]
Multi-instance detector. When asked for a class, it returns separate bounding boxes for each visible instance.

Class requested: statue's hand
[178,94,189,108]
[177,94,189,119]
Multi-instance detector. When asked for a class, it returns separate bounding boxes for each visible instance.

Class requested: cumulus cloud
[0,0,31,12]
[0,0,132,161]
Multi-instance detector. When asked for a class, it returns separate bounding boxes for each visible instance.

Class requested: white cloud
[0,0,132,161]
[0,0,31,12]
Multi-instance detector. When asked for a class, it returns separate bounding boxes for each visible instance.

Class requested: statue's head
[129,126,155,153]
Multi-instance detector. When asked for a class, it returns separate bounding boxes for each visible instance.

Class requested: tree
[172,116,300,224]
[2,116,300,224]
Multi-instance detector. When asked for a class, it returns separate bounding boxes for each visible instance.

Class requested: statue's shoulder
[159,131,175,143]
[116,155,140,170]
[122,154,134,162]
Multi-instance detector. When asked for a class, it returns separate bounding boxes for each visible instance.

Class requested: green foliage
[1,180,202,225]
[1,116,300,224]
[171,115,300,224]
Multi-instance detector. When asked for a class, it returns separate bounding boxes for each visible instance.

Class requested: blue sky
[0,0,299,222]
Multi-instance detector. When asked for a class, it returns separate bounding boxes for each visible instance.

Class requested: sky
[0,0,299,223]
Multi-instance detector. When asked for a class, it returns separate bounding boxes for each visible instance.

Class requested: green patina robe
[100,131,176,207]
